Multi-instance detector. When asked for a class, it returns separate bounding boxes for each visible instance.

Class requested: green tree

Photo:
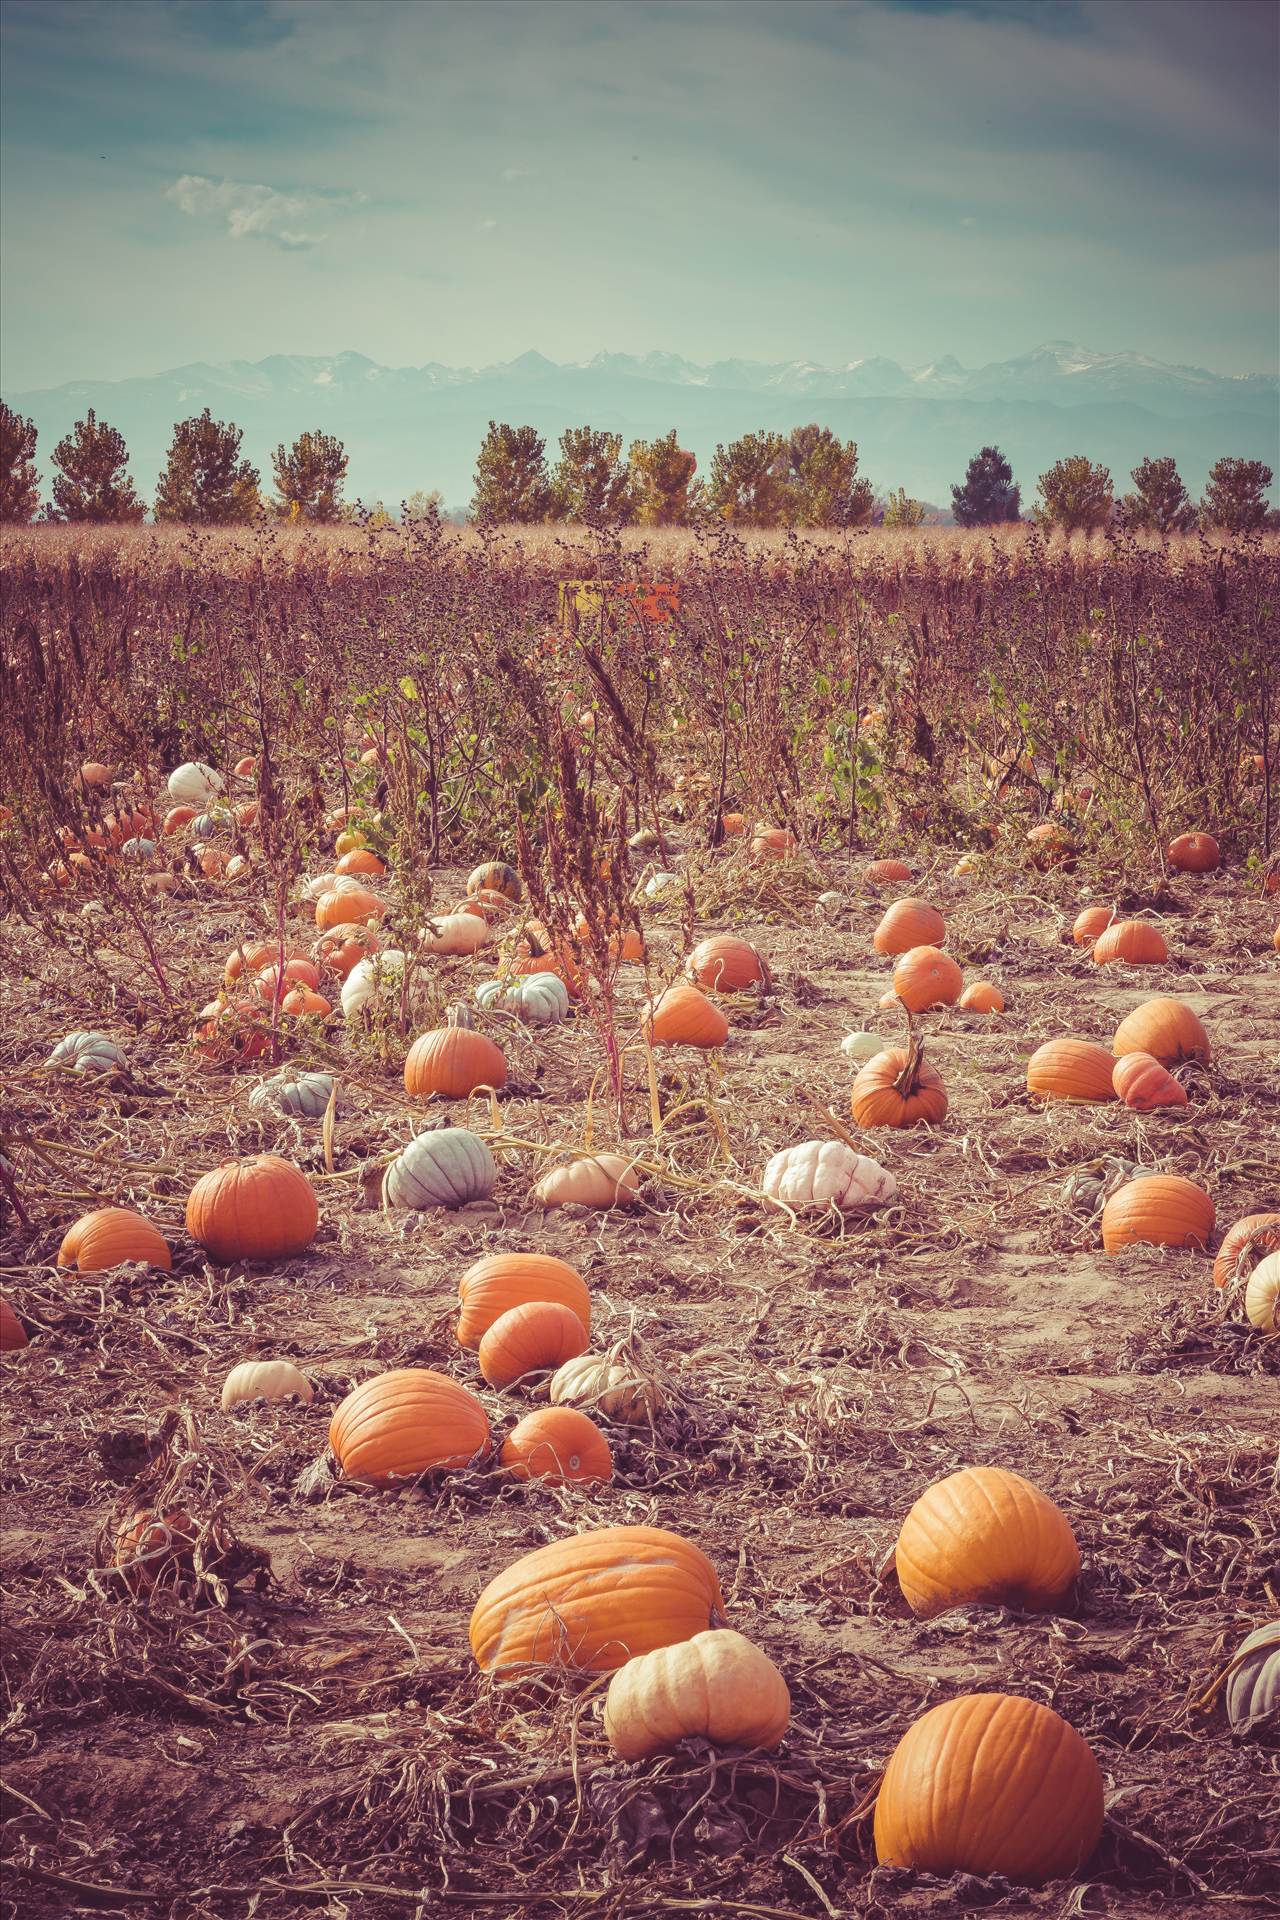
[1116,455,1195,533]
[551,426,634,523]
[951,445,1021,526]
[273,429,348,522]
[627,430,700,525]
[1035,455,1113,532]
[882,487,926,529]
[471,421,555,524]
[154,409,259,523]
[785,424,873,527]
[1200,457,1273,532]
[49,410,145,521]
[707,431,790,526]
[0,401,40,523]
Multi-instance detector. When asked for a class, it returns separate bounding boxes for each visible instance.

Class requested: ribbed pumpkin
[874,1693,1104,1884]
[958,981,1004,1013]
[0,1298,27,1351]
[478,1300,589,1388]
[1213,1212,1280,1290]
[1100,1174,1214,1254]
[533,1154,641,1210]
[186,1154,317,1262]
[641,982,729,1049]
[457,1252,590,1349]
[851,1039,947,1129]
[686,936,768,993]
[314,922,380,979]
[501,1407,613,1484]
[221,1359,313,1410]
[1093,920,1168,967]
[1244,1252,1280,1333]
[224,939,285,988]
[329,1368,490,1484]
[420,912,494,956]
[1112,1050,1188,1111]
[890,945,963,1012]
[315,886,383,932]
[335,848,386,877]
[1072,906,1115,945]
[254,958,321,998]
[468,860,521,903]
[469,1525,727,1674]
[57,1207,172,1274]
[864,858,913,885]
[873,899,946,955]
[895,1466,1080,1621]
[1026,1038,1117,1103]
[404,1026,507,1099]
[1112,997,1210,1065]
[1167,831,1219,873]
[604,1629,790,1761]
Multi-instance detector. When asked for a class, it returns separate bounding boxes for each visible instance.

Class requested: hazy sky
[2,0,1277,390]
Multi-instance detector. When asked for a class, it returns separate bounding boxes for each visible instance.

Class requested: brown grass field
[1,524,1277,1919]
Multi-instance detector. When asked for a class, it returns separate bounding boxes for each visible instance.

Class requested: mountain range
[9,341,1278,515]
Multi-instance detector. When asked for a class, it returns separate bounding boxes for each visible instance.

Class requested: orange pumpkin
[224,939,290,988]
[281,987,332,1018]
[895,1466,1080,1620]
[851,1039,947,1129]
[186,1154,318,1262]
[1026,1038,1117,1103]
[686,936,769,993]
[255,958,321,999]
[467,861,521,903]
[873,899,946,955]
[751,827,797,861]
[315,886,384,932]
[501,1407,613,1484]
[1,1298,27,1351]
[1072,906,1115,945]
[404,1025,507,1099]
[1167,831,1219,873]
[329,1368,490,1484]
[1213,1212,1280,1291]
[114,1508,197,1594]
[1111,1050,1187,1111]
[80,760,113,789]
[457,1252,590,1349]
[874,1693,1104,1884]
[1112,997,1210,1065]
[478,1300,589,1389]
[469,1525,726,1673]
[1025,822,1077,870]
[720,812,745,836]
[641,982,729,1049]
[335,848,387,878]
[163,804,197,836]
[314,922,380,979]
[864,858,913,885]
[234,755,256,777]
[890,945,962,1012]
[193,997,272,1065]
[958,981,1004,1013]
[1100,1174,1214,1254]
[197,846,230,879]
[1092,920,1168,967]
[57,1207,172,1275]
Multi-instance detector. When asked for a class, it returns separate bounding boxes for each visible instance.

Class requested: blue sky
[1,0,1276,389]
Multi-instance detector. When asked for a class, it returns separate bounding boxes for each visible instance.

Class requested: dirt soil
[2,848,1278,1920]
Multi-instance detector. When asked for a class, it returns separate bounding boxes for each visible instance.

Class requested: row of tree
[0,399,1274,533]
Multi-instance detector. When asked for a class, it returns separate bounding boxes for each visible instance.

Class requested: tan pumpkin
[57,1207,172,1275]
[533,1155,642,1210]
[641,982,729,1049]
[604,1629,790,1760]
[1112,997,1210,1065]
[1111,1051,1188,1111]
[874,1693,1104,1884]
[958,980,1004,1013]
[895,1466,1080,1620]
[457,1252,590,1349]
[1167,831,1219,873]
[186,1154,318,1262]
[1212,1212,1280,1291]
[1244,1252,1279,1333]
[329,1368,490,1483]
[1026,1038,1117,1103]
[478,1300,589,1388]
[686,936,769,993]
[221,1360,312,1410]
[500,1407,613,1483]
[873,899,946,955]
[890,944,963,1012]
[550,1345,662,1425]
[1100,1174,1214,1254]
[404,1025,507,1099]
[469,1525,727,1673]
[1092,920,1168,967]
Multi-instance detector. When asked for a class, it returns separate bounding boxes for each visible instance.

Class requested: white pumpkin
[549,1350,661,1425]
[1224,1621,1280,1732]
[301,871,340,902]
[120,836,159,864]
[248,1070,337,1120]
[840,1030,884,1063]
[168,761,224,807]
[1244,1251,1279,1333]
[340,949,408,1020]
[761,1140,897,1213]
[474,971,569,1026]
[384,1127,497,1209]
[420,913,493,956]
[221,1359,313,1411]
[47,1030,127,1076]
[644,872,681,900]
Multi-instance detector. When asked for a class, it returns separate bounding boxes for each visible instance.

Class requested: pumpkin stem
[892,1005,924,1095]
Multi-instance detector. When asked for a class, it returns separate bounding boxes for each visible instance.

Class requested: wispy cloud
[478,217,499,231]
[165,174,361,249]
